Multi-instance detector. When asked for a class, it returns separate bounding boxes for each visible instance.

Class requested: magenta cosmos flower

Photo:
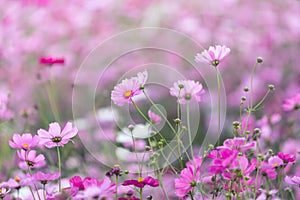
[39,57,65,66]
[33,171,60,185]
[282,93,300,111]
[111,71,148,106]
[175,156,202,198]
[195,45,230,67]
[122,176,159,188]
[170,80,205,104]
[278,152,296,163]
[285,175,300,186]
[17,150,46,169]
[148,110,161,125]
[37,122,78,148]
[9,133,39,150]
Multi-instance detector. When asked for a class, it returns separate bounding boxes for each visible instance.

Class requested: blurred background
[1,0,300,191]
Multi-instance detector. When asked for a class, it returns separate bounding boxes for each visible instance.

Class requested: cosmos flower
[0,187,10,199]
[122,176,159,188]
[268,156,284,168]
[277,152,296,163]
[170,80,205,104]
[33,171,60,185]
[175,157,202,198]
[195,45,230,67]
[9,133,39,150]
[39,57,65,66]
[37,122,78,148]
[111,71,148,106]
[17,150,46,169]
[282,93,300,111]
[285,175,300,185]
[148,110,161,125]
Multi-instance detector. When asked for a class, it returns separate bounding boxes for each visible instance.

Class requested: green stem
[45,81,61,122]
[139,188,143,200]
[115,176,118,200]
[216,68,221,146]
[186,103,194,159]
[130,129,141,176]
[28,186,37,200]
[43,184,46,200]
[56,145,62,192]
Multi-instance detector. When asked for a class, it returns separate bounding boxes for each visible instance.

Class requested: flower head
[39,57,65,66]
[285,175,300,185]
[122,176,159,188]
[111,71,148,106]
[278,152,296,163]
[17,150,46,169]
[170,80,205,104]
[37,122,78,148]
[195,45,230,67]
[148,110,161,125]
[282,93,300,111]
[33,171,60,185]
[9,133,39,150]
[268,156,284,168]
[0,187,10,199]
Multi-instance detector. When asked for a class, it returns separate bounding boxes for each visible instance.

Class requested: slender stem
[139,188,143,200]
[186,103,194,159]
[215,68,221,146]
[189,191,195,200]
[28,186,37,200]
[43,184,46,200]
[130,129,141,176]
[115,176,118,200]
[27,167,42,200]
[45,81,61,122]
[56,145,62,192]
[158,172,170,200]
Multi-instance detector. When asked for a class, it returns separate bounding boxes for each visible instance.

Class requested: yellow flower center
[273,162,279,167]
[23,143,29,148]
[137,177,144,183]
[14,176,21,183]
[0,188,2,193]
[123,90,132,98]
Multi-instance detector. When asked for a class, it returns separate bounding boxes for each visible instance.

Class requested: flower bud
[256,57,263,63]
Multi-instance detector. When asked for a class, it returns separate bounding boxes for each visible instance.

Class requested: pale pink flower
[111,71,148,106]
[148,110,161,124]
[9,133,39,150]
[285,175,300,185]
[170,80,205,104]
[268,156,284,168]
[195,45,230,67]
[282,93,300,111]
[17,150,46,169]
[37,122,78,148]
[33,171,60,184]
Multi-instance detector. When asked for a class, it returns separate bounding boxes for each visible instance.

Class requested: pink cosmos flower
[33,171,60,185]
[17,150,46,169]
[195,45,230,67]
[170,80,205,104]
[222,137,256,151]
[9,133,39,150]
[122,176,159,188]
[111,71,148,106]
[0,92,13,120]
[148,110,161,124]
[39,57,65,66]
[285,175,300,185]
[0,174,34,189]
[278,152,296,163]
[0,187,10,198]
[74,177,115,199]
[175,156,202,198]
[69,175,85,190]
[260,162,277,180]
[37,122,78,148]
[268,156,284,168]
[282,93,300,111]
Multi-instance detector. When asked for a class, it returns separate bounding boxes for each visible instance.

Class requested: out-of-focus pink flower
[119,196,140,200]
[74,177,115,199]
[37,122,78,148]
[17,149,46,169]
[268,156,284,168]
[170,80,205,104]
[111,71,148,106]
[122,176,159,188]
[195,45,230,67]
[148,110,161,125]
[278,152,296,163]
[285,175,300,185]
[0,175,33,189]
[39,57,65,66]
[222,137,256,150]
[257,189,278,200]
[69,175,85,190]
[0,187,10,198]
[175,157,202,198]
[282,93,300,111]
[33,171,60,184]
[260,162,277,180]
[9,133,39,150]
[0,92,13,120]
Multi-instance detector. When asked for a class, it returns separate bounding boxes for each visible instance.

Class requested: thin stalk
[186,103,194,159]
[215,68,221,146]
[43,184,46,200]
[130,129,141,176]
[115,176,118,200]
[56,145,62,192]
